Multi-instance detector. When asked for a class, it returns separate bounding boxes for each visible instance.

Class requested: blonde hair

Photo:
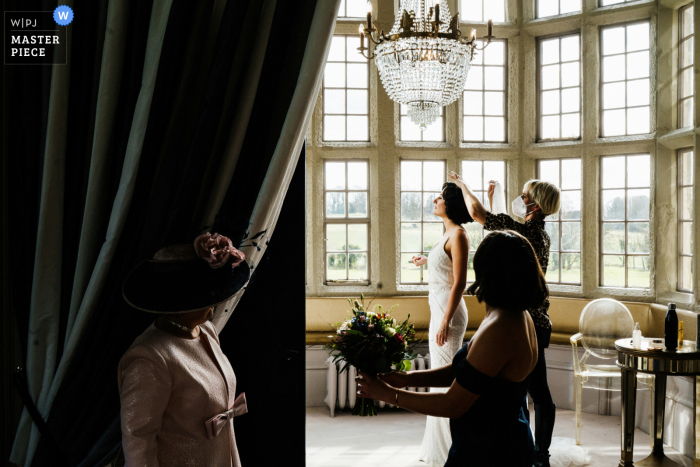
[524,180,561,216]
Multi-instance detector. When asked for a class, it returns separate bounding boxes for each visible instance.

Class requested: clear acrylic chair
[570,298,654,446]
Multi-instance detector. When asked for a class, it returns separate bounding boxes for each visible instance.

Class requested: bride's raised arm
[447,171,488,226]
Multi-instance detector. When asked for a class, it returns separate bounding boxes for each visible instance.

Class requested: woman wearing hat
[119,233,250,466]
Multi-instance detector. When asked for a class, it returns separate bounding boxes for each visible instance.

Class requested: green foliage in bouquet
[324,294,417,416]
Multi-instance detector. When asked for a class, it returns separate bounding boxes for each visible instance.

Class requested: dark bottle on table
[664,303,678,351]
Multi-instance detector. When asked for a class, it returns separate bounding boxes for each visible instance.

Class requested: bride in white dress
[410,182,471,466]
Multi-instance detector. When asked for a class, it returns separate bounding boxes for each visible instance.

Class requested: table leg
[651,374,667,457]
[620,369,638,467]
[695,376,700,466]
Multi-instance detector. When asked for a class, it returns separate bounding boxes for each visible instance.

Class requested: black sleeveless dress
[445,344,535,467]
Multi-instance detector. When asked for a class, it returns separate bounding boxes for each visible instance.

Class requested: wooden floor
[306,406,692,467]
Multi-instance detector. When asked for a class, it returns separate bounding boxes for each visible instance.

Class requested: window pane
[603,191,625,221]
[326,192,346,218]
[681,68,694,98]
[483,161,506,186]
[484,67,505,90]
[424,193,440,221]
[627,155,650,187]
[401,223,421,252]
[327,253,347,280]
[603,82,626,109]
[325,89,345,114]
[347,116,368,141]
[326,162,346,190]
[681,187,694,220]
[602,27,625,56]
[464,91,483,115]
[542,90,560,115]
[346,90,368,115]
[561,113,580,138]
[348,253,367,279]
[626,107,650,135]
[423,162,445,191]
[561,62,579,87]
[603,109,626,136]
[484,0,506,22]
[561,159,581,189]
[681,39,693,68]
[546,252,560,283]
[561,87,579,113]
[401,253,422,283]
[423,223,444,252]
[681,151,694,185]
[681,222,694,256]
[561,222,581,251]
[401,192,422,221]
[463,161,483,190]
[627,79,650,107]
[603,223,625,253]
[627,222,649,254]
[561,35,580,61]
[484,41,505,65]
[324,116,346,140]
[603,157,625,188]
[603,255,626,287]
[542,39,560,65]
[540,160,560,186]
[466,223,483,251]
[626,51,649,80]
[560,0,581,15]
[546,222,560,250]
[348,192,368,217]
[347,224,367,251]
[561,191,581,220]
[347,162,367,190]
[603,56,625,82]
[401,161,422,190]
[347,64,368,88]
[627,23,650,52]
[465,66,483,90]
[344,0,366,17]
[539,0,558,17]
[326,224,346,251]
[680,256,694,291]
[328,37,345,61]
[464,117,484,141]
[561,253,581,283]
[484,92,505,116]
[542,116,560,140]
[627,257,650,288]
[325,63,346,87]
[485,117,506,141]
[683,6,694,37]
[542,64,560,90]
[681,99,693,128]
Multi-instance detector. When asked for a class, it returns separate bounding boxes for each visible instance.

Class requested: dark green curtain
[4,0,334,465]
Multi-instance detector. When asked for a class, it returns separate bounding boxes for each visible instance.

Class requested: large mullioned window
[461,160,506,281]
[400,160,446,284]
[678,148,694,292]
[539,158,582,284]
[600,154,651,288]
[324,160,370,284]
[600,21,651,137]
[679,4,694,129]
[323,35,370,142]
[463,39,507,143]
[538,33,581,141]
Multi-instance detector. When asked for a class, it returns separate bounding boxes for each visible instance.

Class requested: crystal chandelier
[359,0,494,130]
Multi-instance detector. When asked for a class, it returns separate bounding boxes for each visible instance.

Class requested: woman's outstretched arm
[447,171,488,226]
[379,362,455,389]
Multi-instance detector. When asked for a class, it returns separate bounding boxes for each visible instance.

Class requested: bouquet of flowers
[325,295,416,416]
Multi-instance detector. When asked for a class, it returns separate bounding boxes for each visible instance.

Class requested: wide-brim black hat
[122,257,250,314]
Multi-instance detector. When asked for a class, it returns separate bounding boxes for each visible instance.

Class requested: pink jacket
[118,320,244,466]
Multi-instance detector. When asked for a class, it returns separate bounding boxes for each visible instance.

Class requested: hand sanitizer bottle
[633,322,641,349]
[665,303,678,351]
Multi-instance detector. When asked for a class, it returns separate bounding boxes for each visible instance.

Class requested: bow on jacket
[205,392,248,439]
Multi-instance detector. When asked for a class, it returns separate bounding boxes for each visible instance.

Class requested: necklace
[161,317,196,333]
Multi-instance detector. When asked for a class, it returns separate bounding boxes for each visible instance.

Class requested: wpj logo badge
[4,6,72,65]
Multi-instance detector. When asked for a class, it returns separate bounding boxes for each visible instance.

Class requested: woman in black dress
[449,171,561,467]
[356,230,547,467]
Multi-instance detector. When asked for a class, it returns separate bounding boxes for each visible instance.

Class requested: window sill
[589,286,655,301]
[658,128,694,149]
[592,133,656,145]
[527,140,584,151]
[458,142,516,151]
[316,141,376,149]
[396,141,452,149]
[548,284,584,296]
[657,291,694,307]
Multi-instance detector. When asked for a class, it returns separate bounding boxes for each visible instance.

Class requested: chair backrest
[579,298,634,359]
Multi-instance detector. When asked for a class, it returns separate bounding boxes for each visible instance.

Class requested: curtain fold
[211,0,339,331]
[11,0,175,465]
[5,0,339,465]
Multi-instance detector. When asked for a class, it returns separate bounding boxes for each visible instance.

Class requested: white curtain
[211,0,340,332]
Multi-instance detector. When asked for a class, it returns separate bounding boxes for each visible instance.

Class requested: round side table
[616,338,700,467]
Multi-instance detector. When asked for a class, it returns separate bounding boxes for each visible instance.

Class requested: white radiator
[324,355,431,417]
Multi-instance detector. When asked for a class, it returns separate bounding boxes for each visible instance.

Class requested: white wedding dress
[418,230,468,467]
